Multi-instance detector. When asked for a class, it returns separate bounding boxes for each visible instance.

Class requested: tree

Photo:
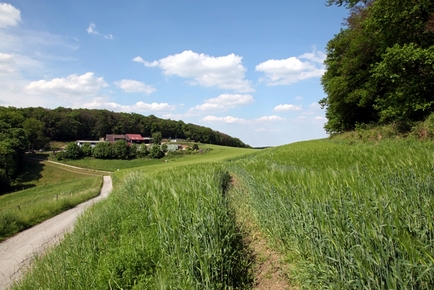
[152,132,162,145]
[65,142,82,159]
[321,0,434,133]
[93,142,113,159]
[136,144,149,158]
[81,143,92,157]
[112,140,130,159]
[23,118,48,150]
[148,145,164,159]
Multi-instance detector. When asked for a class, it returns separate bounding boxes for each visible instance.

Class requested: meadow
[0,160,103,241]
[12,139,434,289]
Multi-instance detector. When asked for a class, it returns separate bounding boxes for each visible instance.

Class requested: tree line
[0,106,247,191]
[321,0,434,133]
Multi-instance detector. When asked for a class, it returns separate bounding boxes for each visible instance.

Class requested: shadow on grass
[3,160,45,195]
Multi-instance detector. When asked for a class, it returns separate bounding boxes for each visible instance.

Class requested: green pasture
[0,161,103,241]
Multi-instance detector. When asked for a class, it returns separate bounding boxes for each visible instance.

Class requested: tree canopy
[321,0,434,133]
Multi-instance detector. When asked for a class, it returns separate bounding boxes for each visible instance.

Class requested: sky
[0,1,349,147]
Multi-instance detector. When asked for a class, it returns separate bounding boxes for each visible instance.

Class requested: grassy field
[227,139,434,289]
[0,160,103,241]
[12,139,434,289]
[59,144,255,173]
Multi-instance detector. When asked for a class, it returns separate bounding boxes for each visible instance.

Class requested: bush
[148,145,164,159]
[93,142,113,159]
[65,142,82,159]
[81,143,92,157]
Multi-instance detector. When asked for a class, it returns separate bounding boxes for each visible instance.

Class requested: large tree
[321,0,434,133]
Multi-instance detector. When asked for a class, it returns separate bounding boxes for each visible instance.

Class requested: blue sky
[0,1,349,147]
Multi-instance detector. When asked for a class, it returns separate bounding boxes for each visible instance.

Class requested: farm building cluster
[76,134,187,152]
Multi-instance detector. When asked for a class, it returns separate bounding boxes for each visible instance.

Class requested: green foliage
[148,145,164,159]
[192,143,199,150]
[0,108,28,190]
[136,144,149,158]
[322,0,434,133]
[64,142,82,159]
[80,143,92,157]
[22,118,48,150]
[112,140,130,160]
[92,142,113,159]
[372,44,434,122]
[151,131,162,145]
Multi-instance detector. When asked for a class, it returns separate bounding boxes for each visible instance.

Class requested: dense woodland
[321,0,434,133]
[0,106,247,190]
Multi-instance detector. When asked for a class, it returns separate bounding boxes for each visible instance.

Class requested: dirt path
[0,175,113,289]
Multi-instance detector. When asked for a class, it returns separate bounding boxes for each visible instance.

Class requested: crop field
[12,139,434,289]
[13,165,252,289]
[228,139,434,289]
[0,161,103,241]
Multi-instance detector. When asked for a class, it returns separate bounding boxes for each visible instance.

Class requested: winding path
[0,175,113,289]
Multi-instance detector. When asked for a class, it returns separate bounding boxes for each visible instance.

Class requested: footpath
[0,175,113,289]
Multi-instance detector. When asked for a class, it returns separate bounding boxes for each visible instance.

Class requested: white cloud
[255,49,326,85]
[0,52,15,75]
[81,97,175,113]
[202,115,247,124]
[114,79,156,95]
[135,50,254,92]
[255,115,285,122]
[132,56,159,67]
[24,72,108,97]
[190,93,254,113]
[86,22,97,34]
[274,104,302,112]
[0,3,21,28]
[86,22,113,39]
[203,114,285,124]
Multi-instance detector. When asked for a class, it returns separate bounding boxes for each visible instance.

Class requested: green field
[0,161,103,241]
[12,139,434,289]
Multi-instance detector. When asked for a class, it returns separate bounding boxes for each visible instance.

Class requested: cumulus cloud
[86,22,113,39]
[81,97,175,113]
[114,79,156,95]
[24,72,108,97]
[274,104,302,112]
[134,50,254,92]
[0,3,21,28]
[190,93,254,113]
[255,48,326,85]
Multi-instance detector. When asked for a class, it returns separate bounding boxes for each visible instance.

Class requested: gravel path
[0,175,113,289]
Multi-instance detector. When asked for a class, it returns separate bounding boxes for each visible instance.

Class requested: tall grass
[227,139,434,289]
[13,164,252,289]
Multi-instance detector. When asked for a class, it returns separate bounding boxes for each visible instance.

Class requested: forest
[0,106,248,190]
[321,0,434,133]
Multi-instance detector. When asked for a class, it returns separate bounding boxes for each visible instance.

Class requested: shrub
[65,142,82,159]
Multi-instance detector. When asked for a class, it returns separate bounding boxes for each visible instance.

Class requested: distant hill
[0,106,249,148]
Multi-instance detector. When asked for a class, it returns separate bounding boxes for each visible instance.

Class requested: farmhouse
[105,134,151,145]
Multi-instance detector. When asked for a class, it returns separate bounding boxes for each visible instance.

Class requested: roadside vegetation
[0,169,102,242]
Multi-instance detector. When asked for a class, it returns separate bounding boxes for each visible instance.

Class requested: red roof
[126,134,145,140]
